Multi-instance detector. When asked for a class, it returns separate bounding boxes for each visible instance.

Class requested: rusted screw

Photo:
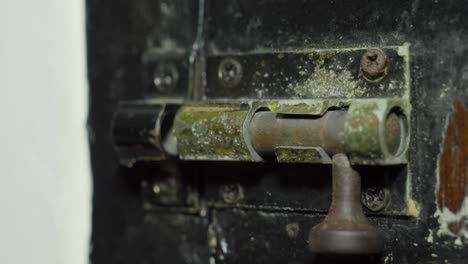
[218,58,242,87]
[362,187,391,212]
[220,184,244,204]
[361,49,387,81]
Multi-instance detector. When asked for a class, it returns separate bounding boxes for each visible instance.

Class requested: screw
[361,49,387,81]
[219,184,244,204]
[151,177,178,204]
[153,64,179,93]
[218,58,242,87]
[361,187,390,212]
[285,222,300,238]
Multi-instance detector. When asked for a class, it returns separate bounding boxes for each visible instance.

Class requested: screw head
[153,64,179,93]
[361,187,390,212]
[219,184,244,204]
[218,58,242,87]
[361,49,388,81]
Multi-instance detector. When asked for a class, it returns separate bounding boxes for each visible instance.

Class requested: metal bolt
[219,184,244,204]
[361,187,390,212]
[361,49,387,81]
[153,64,179,93]
[218,58,242,87]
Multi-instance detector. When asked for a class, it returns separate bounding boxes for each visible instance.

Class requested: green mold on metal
[343,99,410,165]
[344,102,382,160]
[174,104,252,161]
[309,50,337,67]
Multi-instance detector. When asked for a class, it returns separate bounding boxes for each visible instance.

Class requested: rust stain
[437,99,468,218]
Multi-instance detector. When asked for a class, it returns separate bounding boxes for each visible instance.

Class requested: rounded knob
[309,154,383,255]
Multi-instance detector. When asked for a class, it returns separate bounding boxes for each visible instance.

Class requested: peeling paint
[403,170,419,218]
[435,198,468,238]
[426,229,434,243]
[435,99,468,238]
[405,197,420,217]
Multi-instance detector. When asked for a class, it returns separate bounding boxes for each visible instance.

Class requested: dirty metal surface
[249,110,347,157]
[174,104,252,161]
[87,0,468,263]
[274,147,332,164]
[198,162,408,217]
[113,98,410,165]
[308,154,383,255]
[205,47,409,100]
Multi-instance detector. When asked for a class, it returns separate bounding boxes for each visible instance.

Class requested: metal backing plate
[205,47,409,100]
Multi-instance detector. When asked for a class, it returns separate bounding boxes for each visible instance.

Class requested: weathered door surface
[87,1,468,263]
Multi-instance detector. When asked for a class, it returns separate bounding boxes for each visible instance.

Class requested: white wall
[0,1,91,263]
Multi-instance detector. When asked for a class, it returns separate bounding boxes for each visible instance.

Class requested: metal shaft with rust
[113,100,408,165]
[249,110,348,156]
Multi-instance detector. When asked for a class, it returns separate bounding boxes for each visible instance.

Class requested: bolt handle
[309,153,383,255]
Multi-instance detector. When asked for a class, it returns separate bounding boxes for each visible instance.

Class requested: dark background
[87,0,468,263]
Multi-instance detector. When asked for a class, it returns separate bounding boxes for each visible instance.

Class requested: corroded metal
[361,49,388,81]
[274,147,332,163]
[344,99,409,164]
[173,104,252,161]
[205,45,410,100]
[362,187,391,212]
[113,45,411,166]
[250,99,409,164]
[309,154,383,254]
[218,58,243,87]
[113,99,409,165]
[249,110,347,156]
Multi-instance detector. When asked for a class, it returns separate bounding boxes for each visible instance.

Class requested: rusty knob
[309,154,383,255]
